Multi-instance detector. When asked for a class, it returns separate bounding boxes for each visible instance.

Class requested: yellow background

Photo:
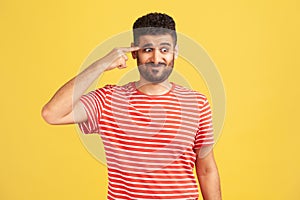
[1,0,299,199]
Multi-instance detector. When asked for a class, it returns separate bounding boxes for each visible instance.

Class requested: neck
[135,78,172,95]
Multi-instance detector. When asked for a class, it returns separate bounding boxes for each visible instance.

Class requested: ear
[174,44,179,59]
[131,42,137,59]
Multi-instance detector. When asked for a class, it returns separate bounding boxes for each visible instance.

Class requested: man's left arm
[195,148,222,200]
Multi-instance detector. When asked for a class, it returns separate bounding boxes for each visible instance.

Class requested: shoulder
[94,82,135,94]
[172,83,208,102]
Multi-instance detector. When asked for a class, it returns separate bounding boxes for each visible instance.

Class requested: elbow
[41,105,58,125]
[198,165,219,177]
[197,167,209,177]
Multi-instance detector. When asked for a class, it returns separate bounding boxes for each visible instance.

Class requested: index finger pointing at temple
[120,46,140,53]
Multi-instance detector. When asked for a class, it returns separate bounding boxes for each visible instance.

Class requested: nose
[151,49,162,64]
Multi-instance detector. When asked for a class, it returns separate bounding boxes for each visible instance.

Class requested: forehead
[137,34,174,47]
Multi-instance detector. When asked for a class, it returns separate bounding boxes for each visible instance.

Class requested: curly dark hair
[133,12,177,45]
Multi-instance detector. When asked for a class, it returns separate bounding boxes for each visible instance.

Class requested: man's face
[134,34,176,83]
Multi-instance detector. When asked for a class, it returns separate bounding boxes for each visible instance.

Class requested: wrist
[91,57,108,72]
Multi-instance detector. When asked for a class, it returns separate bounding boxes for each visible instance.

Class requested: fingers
[117,54,128,69]
[105,47,138,71]
[115,47,139,58]
[119,46,140,53]
[115,48,134,69]
[117,64,127,69]
[122,54,128,61]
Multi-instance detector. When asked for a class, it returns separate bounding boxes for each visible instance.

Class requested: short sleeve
[193,97,215,149]
[78,85,114,134]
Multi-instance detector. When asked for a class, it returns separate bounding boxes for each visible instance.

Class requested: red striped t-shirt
[78,82,214,199]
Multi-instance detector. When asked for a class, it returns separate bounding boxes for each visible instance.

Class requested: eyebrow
[160,42,171,47]
[141,43,154,48]
[141,42,172,48]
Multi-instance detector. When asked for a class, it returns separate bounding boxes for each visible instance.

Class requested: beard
[137,56,174,83]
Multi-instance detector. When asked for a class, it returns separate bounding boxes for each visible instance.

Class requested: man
[42,12,222,200]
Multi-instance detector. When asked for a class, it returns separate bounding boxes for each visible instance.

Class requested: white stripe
[108,171,196,181]
[109,181,197,192]
[108,166,196,177]
[108,185,198,197]
[101,134,193,146]
[102,140,193,152]
[101,114,199,129]
[106,149,194,161]
[104,145,193,157]
[99,123,197,140]
[106,156,194,169]
[103,103,202,119]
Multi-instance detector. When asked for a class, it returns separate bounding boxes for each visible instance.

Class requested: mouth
[151,69,159,74]
[145,63,167,68]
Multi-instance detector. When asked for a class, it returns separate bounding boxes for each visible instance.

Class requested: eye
[161,47,169,53]
[143,48,153,53]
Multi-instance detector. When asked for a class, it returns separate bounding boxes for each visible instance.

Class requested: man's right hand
[99,46,140,71]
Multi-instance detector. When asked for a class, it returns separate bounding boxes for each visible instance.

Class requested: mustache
[145,62,167,67]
